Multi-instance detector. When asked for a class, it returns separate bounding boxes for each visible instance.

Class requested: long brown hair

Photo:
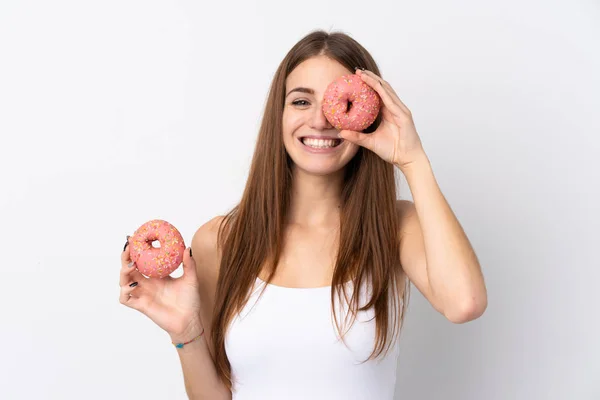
[211,29,411,391]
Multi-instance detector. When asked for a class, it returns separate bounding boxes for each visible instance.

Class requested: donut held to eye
[129,219,186,278]
[322,74,381,132]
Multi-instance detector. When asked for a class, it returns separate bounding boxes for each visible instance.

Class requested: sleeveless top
[224,276,401,400]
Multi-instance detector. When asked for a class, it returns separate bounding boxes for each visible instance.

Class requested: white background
[1,0,598,399]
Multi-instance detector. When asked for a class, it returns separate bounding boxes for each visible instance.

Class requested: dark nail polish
[123,238,129,252]
[129,282,138,288]
[189,248,193,258]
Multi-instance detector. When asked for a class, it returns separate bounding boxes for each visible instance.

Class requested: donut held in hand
[129,219,186,278]
[322,74,381,132]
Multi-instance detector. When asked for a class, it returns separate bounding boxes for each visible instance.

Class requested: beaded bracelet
[172,328,205,349]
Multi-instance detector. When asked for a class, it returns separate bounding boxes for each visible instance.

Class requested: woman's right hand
[119,236,204,342]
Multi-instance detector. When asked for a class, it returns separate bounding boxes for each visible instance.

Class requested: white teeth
[301,138,340,148]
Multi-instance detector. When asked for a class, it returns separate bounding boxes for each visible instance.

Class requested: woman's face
[282,56,360,176]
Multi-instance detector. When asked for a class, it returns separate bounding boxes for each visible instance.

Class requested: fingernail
[128,261,134,268]
[129,282,138,288]
[189,248,193,258]
[123,239,129,252]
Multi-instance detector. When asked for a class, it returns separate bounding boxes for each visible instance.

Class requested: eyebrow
[285,87,315,98]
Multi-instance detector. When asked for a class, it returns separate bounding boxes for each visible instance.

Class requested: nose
[309,104,333,130]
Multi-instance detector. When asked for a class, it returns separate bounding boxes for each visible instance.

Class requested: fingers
[120,281,139,298]
[357,70,405,118]
[358,69,401,102]
[121,235,132,264]
[120,235,145,287]
[119,235,149,312]
[356,69,411,117]
[119,282,145,311]
[181,246,198,282]
[338,129,375,151]
[120,260,145,287]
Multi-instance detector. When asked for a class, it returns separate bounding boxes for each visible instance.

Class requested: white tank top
[224,276,401,400]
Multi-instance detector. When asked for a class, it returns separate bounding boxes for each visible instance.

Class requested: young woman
[119,30,487,399]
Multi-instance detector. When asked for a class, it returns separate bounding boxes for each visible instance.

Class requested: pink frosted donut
[129,219,186,278]
[322,74,381,131]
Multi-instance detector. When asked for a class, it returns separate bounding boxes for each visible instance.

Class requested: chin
[290,159,349,177]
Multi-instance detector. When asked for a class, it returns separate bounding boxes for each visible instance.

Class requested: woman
[119,29,487,399]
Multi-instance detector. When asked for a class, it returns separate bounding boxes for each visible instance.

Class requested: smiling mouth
[299,137,344,148]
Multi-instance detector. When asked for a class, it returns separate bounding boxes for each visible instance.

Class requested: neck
[286,166,344,228]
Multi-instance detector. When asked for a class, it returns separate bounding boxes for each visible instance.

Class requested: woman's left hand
[338,69,426,171]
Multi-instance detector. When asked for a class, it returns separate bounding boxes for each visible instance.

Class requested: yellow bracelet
[172,328,205,349]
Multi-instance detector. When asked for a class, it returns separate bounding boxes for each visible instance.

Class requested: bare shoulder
[191,215,227,289]
[190,216,227,339]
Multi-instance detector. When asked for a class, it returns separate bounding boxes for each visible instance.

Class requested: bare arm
[396,153,487,324]
[175,217,231,400]
[172,329,231,400]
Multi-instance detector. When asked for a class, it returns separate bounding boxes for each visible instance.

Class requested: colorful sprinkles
[129,219,186,279]
[322,74,381,131]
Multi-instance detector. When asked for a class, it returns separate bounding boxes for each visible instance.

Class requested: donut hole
[151,240,161,248]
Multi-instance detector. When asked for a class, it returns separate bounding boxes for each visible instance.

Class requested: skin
[282,55,359,230]
[121,55,486,321]
[119,52,485,400]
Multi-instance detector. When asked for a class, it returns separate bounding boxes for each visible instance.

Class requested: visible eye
[292,99,310,107]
